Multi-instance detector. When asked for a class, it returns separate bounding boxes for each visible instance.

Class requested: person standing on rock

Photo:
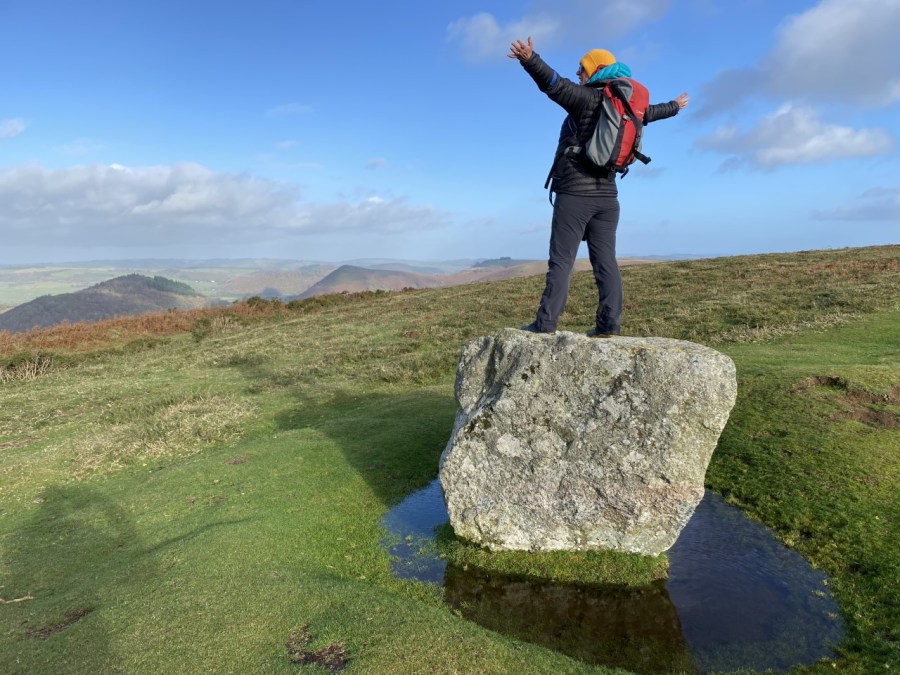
[508,37,688,337]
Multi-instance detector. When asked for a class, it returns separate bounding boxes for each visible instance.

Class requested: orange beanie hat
[579,49,616,77]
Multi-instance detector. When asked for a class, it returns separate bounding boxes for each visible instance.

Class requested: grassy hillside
[0,245,897,673]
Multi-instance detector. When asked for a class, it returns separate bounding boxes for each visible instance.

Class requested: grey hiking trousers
[533,192,622,333]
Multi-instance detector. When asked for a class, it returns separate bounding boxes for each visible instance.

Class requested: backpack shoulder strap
[544,116,580,196]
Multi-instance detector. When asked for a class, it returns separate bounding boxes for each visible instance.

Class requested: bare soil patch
[794,375,849,392]
[795,377,899,429]
[285,624,350,671]
[830,408,899,429]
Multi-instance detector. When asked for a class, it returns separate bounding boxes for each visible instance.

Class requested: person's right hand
[508,36,534,61]
[675,92,690,110]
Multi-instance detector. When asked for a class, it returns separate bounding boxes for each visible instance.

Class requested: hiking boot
[520,322,555,334]
[587,329,618,338]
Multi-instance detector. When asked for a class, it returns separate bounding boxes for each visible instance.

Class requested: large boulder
[438,329,737,555]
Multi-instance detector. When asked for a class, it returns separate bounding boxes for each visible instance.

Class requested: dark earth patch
[28,607,93,640]
[225,454,251,465]
[793,375,849,392]
[795,377,899,429]
[844,385,900,406]
[830,408,899,429]
[285,624,349,672]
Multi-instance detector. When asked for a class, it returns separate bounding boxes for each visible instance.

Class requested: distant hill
[0,257,662,307]
[214,266,338,299]
[0,274,212,333]
[293,265,443,299]
[472,257,533,268]
[341,259,477,274]
[287,259,659,300]
[364,262,449,275]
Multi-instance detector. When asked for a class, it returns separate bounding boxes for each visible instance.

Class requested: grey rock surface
[438,329,737,555]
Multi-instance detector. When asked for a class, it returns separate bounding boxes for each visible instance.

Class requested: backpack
[544,77,652,197]
[583,77,651,175]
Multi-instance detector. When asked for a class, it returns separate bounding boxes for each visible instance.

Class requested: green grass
[1,245,898,673]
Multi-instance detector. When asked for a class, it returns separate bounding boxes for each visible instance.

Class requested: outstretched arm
[508,36,595,116]
[646,93,689,123]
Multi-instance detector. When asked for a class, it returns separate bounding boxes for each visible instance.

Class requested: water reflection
[381,480,844,674]
[446,568,694,673]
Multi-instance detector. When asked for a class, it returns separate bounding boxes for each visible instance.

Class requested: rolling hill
[0,274,213,333]
[0,257,664,307]
[294,265,445,298]
[292,259,657,299]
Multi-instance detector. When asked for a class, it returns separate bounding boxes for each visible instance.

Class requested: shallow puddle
[381,480,844,674]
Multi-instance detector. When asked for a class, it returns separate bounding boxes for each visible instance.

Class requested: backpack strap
[544,117,579,204]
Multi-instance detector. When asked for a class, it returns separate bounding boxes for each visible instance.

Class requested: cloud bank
[695,105,894,169]
[813,186,900,222]
[699,0,900,116]
[767,0,900,106]
[447,0,671,62]
[0,163,449,250]
[695,1,900,170]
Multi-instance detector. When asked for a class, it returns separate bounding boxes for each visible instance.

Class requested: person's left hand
[508,36,534,61]
[675,92,690,110]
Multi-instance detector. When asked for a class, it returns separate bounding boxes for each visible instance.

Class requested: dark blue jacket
[521,52,681,196]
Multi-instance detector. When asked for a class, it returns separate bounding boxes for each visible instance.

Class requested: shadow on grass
[2,483,256,673]
[2,484,129,669]
[273,389,457,507]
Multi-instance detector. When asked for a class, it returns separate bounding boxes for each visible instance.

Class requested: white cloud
[767,0,900,106]
[447,0,671,63]
[265,103,313,118]
[275,140,298,150]
[813,186,900,221]
[0,118,26,139]
[0,163,450,249]
[447,13,504,63]
[695,104,894,169]
[305,195,446,234]
[700,0,900,115]
[366,157,388,169]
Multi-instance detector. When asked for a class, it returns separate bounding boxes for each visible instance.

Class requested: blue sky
[1,0,898,264]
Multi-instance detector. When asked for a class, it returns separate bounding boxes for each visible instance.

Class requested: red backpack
[582,77,651,175]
